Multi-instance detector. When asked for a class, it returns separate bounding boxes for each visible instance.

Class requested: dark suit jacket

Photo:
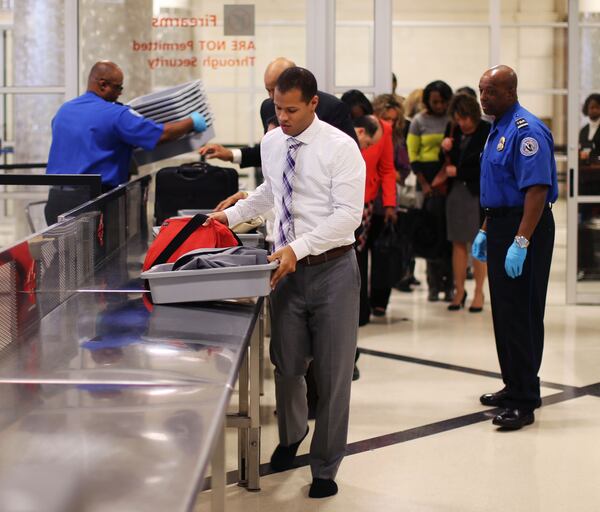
[442,120,490,197]
[579,123,600,161]
[240,90,358,168]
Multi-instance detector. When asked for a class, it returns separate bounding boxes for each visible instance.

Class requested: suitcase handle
[177,162,208,179]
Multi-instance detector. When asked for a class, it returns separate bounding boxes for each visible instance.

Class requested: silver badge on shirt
[496,136,506,152]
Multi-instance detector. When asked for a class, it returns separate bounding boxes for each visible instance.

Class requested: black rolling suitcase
[154,159,238,225]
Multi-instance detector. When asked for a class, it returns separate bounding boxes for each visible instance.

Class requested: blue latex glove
[504,241,527,278]
[190,112,207,132]
[471,230,487,262]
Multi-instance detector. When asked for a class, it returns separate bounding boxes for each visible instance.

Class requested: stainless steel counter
[0,382,226,512]
[0,177,264,511]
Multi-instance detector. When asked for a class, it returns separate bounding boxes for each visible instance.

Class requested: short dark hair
[423,80,453,113]
[275,66,317,103]
[582,93,600,116]
[455,86,477,98]
[353,115,379,137]
[340,89,374,116]
[265,115,279,128]
[448,93,481,123]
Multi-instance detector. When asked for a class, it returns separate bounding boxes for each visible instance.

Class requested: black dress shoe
[395,278,413,293]
[479,388,509,407]
[352,364,360,381]
[309,478,338,498]
[409,276,421,286]
[427,290,439,302]
[492,408,535,429]
[270,426,309,472]
[480,389,542,409]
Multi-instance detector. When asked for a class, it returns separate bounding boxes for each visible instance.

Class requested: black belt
[298,244,354,266]
[484,203,552,218]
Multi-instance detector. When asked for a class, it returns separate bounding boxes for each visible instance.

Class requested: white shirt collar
[287,114,321,145]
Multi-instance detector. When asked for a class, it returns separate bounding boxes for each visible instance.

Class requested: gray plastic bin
[177,209,213,216]
[141,262,277,304]
[237,233,264,248]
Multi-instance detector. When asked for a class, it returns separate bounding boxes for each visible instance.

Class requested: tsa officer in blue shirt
[472,65,557,430]
[45,61,207,224]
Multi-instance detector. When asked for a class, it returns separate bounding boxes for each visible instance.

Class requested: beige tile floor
[196,201,600,511]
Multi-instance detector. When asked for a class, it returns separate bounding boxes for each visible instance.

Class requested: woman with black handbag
[441,93,490,312]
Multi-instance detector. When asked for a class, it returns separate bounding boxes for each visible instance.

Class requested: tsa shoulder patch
[515,117,529,129]
[520,137,539,157]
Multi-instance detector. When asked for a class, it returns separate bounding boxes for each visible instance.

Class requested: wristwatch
[514,235,530,249]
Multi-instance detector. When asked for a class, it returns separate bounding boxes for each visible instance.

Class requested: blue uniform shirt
[47,92,163,187]
[480,101,558,208]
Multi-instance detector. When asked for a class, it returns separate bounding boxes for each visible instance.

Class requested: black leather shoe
[309,478,338,498]
[480,388,509,407]
[270,426,309,472]
[492,408,535,430]
[480,389,542,409]
[352,364,360,381]
[427,290,439,302]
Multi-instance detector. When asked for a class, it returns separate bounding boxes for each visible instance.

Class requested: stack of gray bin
[128,80,215,165]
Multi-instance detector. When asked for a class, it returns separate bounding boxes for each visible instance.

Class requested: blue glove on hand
[190,112,207,132]
[504,241,527,278]
[471,230,487,262]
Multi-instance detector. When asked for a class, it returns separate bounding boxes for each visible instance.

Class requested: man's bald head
[87,61,124,102]
[264,57,296,99]
[479,65,518,118]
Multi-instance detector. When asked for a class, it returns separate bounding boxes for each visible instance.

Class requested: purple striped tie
[276,137,303,250]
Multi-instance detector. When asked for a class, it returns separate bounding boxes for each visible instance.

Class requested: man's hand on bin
[199,143,234,162]
[268,246,297,289]
[472,230,487,262]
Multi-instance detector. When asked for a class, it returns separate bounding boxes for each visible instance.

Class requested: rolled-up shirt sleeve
[289,141,365,260]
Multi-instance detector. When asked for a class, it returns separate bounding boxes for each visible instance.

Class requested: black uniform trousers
[486,207,555,409]
[44,184,114,226]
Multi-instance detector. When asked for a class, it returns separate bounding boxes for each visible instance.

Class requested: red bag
[142,214,241,271]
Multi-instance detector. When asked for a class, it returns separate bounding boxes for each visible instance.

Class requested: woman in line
[369,94,410,314]
[579,93,600,164]
[407,80,453,302]
[441,93,490,312]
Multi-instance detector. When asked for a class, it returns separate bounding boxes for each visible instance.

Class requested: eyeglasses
[97,78,124,92]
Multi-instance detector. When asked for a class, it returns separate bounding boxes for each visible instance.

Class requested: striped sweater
[407,112,449,169]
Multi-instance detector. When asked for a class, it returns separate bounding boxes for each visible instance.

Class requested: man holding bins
[210,67,365,497]
[473,65,558,429]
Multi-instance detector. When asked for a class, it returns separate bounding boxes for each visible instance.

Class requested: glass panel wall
[335,0,374,89]
[575,2,600,299]
[0,1,65,165]
[392,1,489,98]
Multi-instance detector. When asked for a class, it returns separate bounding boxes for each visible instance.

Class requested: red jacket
[361,119,397,206]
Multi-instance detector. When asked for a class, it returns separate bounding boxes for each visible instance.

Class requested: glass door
[567,0,600,303]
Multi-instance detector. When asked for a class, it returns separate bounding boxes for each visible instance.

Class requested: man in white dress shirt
[211,67,365,498]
